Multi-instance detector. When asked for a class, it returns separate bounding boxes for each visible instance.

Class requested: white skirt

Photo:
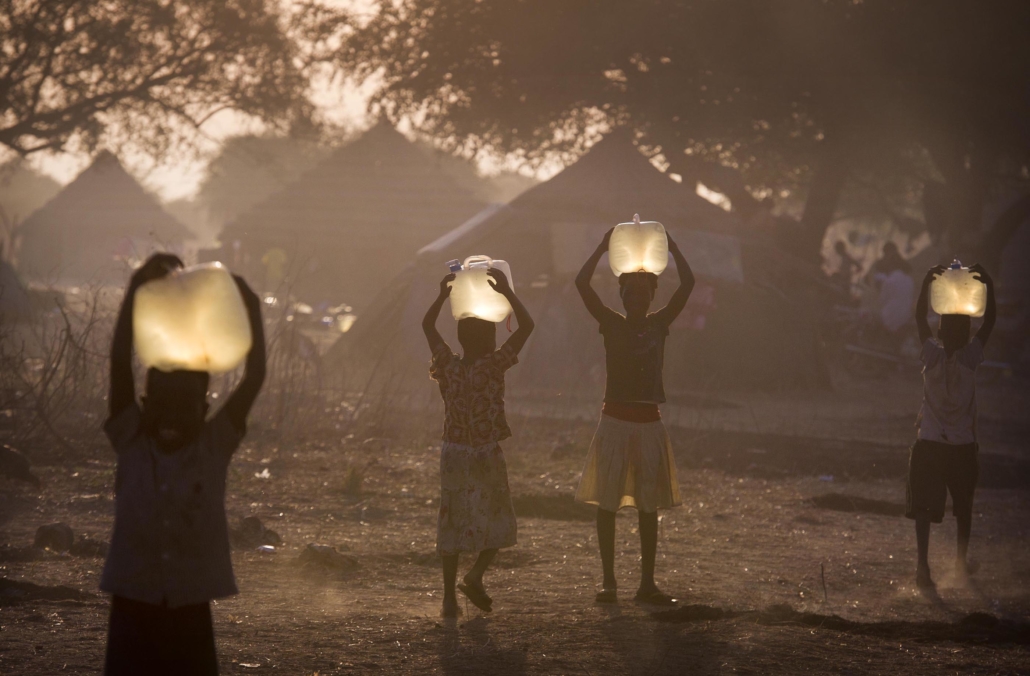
[575,415,681,513]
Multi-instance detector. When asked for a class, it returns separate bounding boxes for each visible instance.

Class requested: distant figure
[261,247,288,292]
[422,268,534,618]
[870,241,911,277]
[830,241,860,296]
[908,263,995,590]
[870,242,914,335]
[574,228,694,606]
[102,253,266,675]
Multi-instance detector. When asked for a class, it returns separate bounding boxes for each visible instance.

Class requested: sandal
[457,582,493,612]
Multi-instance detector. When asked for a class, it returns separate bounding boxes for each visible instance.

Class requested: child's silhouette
[908,263,996,590]
[423,268,534,617]
[574,227,695,606]
[102,253,265,675]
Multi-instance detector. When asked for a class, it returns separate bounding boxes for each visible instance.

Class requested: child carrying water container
[102,253,265,675]
[423,267,534,617]
[908,263,995,590]
[574,227,694,606]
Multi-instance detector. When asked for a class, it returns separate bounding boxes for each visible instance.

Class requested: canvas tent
[16,152,189,284]
[333,131,828,397]
[217,122,487,309]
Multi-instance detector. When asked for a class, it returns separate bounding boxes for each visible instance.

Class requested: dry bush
[0,268,439,456]
[0,285,112,454]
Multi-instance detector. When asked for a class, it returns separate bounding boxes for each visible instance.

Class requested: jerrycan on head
[133,262,253,373]
[930,260,987,317]
[608,214,669,276]
[448,256,514,323]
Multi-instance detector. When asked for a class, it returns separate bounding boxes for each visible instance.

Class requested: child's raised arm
[970,264,996,348]
[488,269,534,356]
[108,253,183,421]
[422,273,456,354]
[224,275,267,434]
[575,228,615,323]
[915,265,946,344]
[653,233,695,325]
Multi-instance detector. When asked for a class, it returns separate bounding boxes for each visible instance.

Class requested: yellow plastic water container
[133,262,253,373]
[608,214,669,276]
[930,260,986,317]
[448,256,514,322]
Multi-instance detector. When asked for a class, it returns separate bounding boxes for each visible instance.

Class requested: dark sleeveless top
[598,308,670,404]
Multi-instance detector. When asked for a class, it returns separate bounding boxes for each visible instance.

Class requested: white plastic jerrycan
[930,260,987,317]
[133,262,253,373]
[608,213,669,276]
[448,256,514,322]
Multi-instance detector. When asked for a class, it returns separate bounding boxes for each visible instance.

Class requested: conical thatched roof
[16,151,189,282]
[219,122,487,306]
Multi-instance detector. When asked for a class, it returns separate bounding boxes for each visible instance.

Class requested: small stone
[70,537,109,558]
[297,543,359,573]
[34,523,74,552]
[230,516,282,549]
[0,445,40,488]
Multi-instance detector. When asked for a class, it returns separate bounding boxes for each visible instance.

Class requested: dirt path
[2,389,1029,674]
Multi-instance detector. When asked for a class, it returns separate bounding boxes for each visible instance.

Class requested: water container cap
[446,259,463,272]
[950,259,962,270]
[633,213,641,225]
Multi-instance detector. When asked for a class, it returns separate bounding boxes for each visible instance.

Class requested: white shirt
[917,337,984,445]
[877,270,915,333]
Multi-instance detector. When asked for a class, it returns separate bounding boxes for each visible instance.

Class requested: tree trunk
[796,138,849,263]
[979,192,1030,272]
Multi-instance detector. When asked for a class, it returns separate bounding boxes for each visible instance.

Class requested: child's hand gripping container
[133,262,253,373]
[930,260,987,317]
[448,255,514,322]
[608,214,669,276]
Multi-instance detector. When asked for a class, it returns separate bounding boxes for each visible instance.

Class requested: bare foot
[915,565,936,591]
[954,559,980,585]
[441,597,462,619]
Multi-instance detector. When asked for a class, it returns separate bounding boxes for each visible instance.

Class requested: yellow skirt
[575,415,681,513]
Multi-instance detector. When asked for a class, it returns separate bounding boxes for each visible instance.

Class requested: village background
[1,2,1030,674]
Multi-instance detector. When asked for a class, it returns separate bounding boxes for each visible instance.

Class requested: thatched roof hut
[218,123,487,307]
[16,152,189,283]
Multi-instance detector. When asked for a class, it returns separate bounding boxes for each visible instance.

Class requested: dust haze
[2,2,1029,674]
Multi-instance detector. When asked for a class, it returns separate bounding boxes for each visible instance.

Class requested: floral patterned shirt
[430,342,519,446]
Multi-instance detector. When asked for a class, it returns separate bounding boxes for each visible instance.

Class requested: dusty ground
[2,371,1030,675]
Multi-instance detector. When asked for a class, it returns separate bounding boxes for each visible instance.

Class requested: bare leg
[442,554,459,617]
[951,513,976,581]
[596,508,617,593]
[638,511,659,594]
[464,549,497,590]
[915,518,934,589]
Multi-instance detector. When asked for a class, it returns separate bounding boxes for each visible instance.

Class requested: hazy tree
[333,1,1030,262]
[0,160,61,263]
[0,0,314,159]
[196,134,330,230]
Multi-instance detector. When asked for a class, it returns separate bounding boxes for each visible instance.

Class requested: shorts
[905,439,978,523]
